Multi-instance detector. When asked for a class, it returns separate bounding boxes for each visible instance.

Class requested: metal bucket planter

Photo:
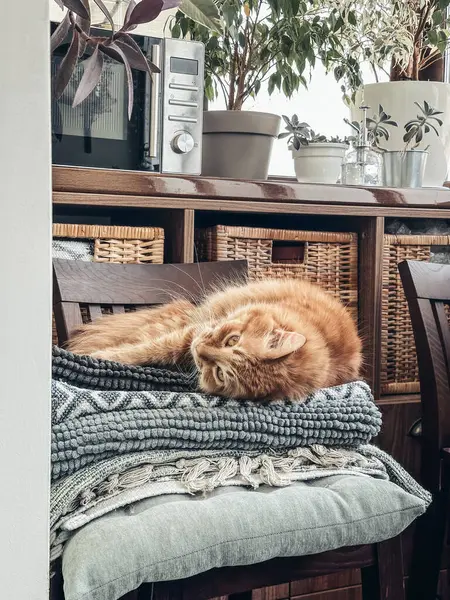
[383,150,428,188]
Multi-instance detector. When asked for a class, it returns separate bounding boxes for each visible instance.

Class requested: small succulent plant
[279,115,349,150]
[345,102,443,152]
[345,105,398,150]
[403,101,444,149]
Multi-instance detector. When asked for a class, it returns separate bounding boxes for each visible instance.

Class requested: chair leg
[407,491,447,600]
[361,536,405,600]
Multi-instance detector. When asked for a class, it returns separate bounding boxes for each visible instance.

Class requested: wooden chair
[52,258,406,600]
[399,260,450,600]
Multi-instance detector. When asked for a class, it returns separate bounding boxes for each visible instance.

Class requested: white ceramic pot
[292,143,347,184]
[352,82,450,187]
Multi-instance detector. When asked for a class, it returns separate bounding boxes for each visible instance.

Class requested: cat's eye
[216,367,224,382]
[225,335,240,347]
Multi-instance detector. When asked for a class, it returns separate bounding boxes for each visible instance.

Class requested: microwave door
[141,42,162,171]
[52,53,148,171]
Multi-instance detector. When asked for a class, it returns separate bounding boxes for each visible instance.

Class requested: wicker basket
[53,223,165,264]
[52,223,165,344]
[197,225,358,321]
[381,234,450,395]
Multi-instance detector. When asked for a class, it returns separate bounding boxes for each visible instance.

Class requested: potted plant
[316,0,450,187]
[171,0,328,179]
[347,102,443,187]
[279,115,349,184]
[50,0,220,116]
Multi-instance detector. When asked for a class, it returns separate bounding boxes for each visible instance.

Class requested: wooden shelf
[53,190,450,218]
[53,166,450,216]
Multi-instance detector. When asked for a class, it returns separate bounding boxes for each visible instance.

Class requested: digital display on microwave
[170,57,198,76]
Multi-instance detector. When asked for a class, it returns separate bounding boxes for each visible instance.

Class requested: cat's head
[191,305,328,401]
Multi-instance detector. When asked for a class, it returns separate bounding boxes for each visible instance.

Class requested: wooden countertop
[53,166,450,217]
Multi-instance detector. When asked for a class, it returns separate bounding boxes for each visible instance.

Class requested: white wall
[0,1,51,599]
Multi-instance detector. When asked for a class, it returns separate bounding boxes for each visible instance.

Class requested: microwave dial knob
[172,132,195,154]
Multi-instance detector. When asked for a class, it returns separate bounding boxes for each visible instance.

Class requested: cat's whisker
[138,279,200,305]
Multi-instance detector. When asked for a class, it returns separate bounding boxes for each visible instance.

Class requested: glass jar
[341,143,383,186]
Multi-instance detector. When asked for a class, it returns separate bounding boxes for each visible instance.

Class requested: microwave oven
[51,25,205,175]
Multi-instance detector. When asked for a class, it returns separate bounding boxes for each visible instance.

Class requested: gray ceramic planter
[202,111,281,180]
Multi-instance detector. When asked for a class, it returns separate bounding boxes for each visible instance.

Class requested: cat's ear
[263,329,306,360]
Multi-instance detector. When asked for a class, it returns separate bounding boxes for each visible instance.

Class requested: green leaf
[171,22,181,37]
[433,10,443,26]
[290,0,300,16]
[268,73,276,94]
[179,17,189,36]
[334,15,344,31]
[334,66,344,81]
[427,29,439,46]
[274,70,282,89]
[179,0,223,33]
[403,128,416,144]
[207,35,218,49]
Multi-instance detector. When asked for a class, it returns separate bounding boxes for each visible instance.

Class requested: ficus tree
[171,0,330,110]
[312,0,450,101]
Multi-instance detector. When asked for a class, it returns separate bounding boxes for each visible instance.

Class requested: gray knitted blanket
[52,379,382,481]
[52,346,197,392]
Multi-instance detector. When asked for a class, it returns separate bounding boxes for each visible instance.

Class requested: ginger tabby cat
[68,279,362,401]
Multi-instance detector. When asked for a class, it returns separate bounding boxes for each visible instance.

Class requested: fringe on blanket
[50,444,431,566]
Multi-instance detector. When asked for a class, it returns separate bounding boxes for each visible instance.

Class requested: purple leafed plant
[51,0,179,118]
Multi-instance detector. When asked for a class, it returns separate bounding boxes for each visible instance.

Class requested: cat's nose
[195,343,212,363]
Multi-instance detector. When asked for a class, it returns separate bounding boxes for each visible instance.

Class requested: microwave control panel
[161,38,205,175]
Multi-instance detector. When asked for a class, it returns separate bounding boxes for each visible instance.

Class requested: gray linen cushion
[62,475,427,600]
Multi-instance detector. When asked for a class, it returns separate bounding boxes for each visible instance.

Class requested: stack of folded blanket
[50,347,431,565]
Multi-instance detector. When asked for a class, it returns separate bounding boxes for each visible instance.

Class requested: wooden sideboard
[52,166,450,600]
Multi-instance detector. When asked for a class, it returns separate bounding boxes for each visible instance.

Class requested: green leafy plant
[345,105,398,149]
[311,0,450,101]
[171,0,329,110]
[51,0,219,117]
[51,0,179,118]
[403,101,444,148]
[345,102,443,151]
[279,115,349,150]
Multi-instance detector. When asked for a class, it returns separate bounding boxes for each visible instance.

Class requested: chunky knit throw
[52,346,197,392]
[51,379,382,481]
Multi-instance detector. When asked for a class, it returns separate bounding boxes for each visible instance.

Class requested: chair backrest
[399,260,450,492]
[53,259,248,345]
